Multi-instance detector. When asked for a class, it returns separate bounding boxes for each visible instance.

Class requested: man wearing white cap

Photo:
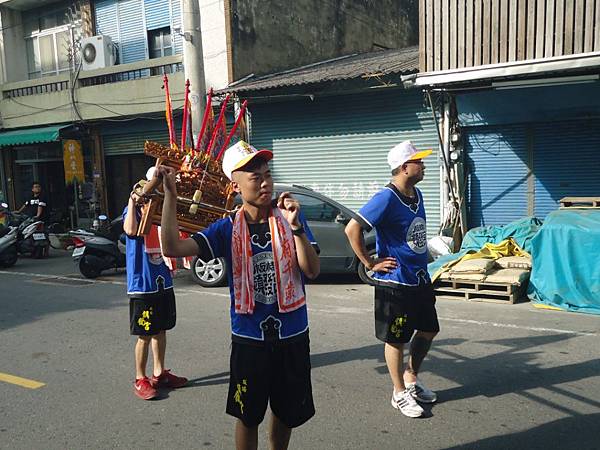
[345,140,439,418]
[158,141,320,450]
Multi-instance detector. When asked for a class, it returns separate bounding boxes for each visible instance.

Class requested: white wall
[199,0,228,90]
[0,7,27,83]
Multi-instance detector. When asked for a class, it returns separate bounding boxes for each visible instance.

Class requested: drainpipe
[442,98,451,213]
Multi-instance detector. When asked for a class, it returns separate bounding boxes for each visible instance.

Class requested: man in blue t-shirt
[345,140,440,419]
[158,141,320,450]
[123,191,187,401]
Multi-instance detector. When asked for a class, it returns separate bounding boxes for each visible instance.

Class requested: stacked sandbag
[440,255,532,285]
[485,267,530,286]
[496,255,532,270]
[487,255,532,285]
[444,258,496,282]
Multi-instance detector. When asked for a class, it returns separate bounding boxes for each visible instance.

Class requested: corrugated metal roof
[219,46,419,93]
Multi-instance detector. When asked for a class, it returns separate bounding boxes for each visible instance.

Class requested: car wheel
[357,251,378,285]
[79,256,100,279]
[191,256,227,287]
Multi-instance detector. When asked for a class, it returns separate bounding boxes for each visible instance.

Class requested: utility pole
[182,0,206,139]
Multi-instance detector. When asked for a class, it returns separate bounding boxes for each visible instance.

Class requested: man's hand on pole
[157,165,177,197]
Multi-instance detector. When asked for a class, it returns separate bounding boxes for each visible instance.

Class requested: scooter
[12,212,50,259]
[70,215,126,279]
[0,203,18,267]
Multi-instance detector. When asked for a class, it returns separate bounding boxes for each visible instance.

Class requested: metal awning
[0,124,70,147]
[403,51,600,88]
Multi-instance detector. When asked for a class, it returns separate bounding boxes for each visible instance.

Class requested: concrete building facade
[0,0,417,225]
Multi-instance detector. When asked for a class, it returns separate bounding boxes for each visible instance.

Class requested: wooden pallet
[434,278,528,304]
[559,196,600,209]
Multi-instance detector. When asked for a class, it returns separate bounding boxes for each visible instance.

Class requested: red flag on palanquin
[163,75,177,149]
[207,93,230,158]
[233,106,248,143]
[196,89,214,153]
[180,79,190,152]
[210,115,227,158]
[216,100,248,160]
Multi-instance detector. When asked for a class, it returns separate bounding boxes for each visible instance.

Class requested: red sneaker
[134,377,158,400]
[151,369,188,389]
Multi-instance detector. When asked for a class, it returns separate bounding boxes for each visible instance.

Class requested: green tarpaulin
[0,124,68,147]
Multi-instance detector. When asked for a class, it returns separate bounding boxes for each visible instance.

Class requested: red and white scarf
[144,225,193,271]
[232,207,305,314]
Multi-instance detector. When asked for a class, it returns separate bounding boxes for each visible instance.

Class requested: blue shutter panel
[465,125,529,227]
[144,0,171,30]
[533,119,600,217]
[118,0,147,63]
[171,0,183,55]
[94,0,119,45]
[95,0,179,63]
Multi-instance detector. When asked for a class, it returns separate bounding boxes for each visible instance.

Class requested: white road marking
[440,317,598,337]
[3,270,596,337]
[309,306,598,337]
[0,269,230,297]
[0,270,126,286]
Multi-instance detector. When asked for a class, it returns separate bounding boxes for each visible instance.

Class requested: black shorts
[226,333,315,428]
[374,284,439,344]
[129,289,176,336]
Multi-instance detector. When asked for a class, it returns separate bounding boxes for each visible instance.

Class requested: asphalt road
[1,251,599,450]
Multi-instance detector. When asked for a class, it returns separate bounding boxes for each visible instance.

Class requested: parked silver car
[191,183,376,287]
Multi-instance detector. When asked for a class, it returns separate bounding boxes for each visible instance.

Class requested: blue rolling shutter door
[102,120,183,156]
[533,119,600,217]
[465,125,529,227]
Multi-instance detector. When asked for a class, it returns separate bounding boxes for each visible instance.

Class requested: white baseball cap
[387,140,432,170]
[221,140,273,180]
[146,166,156,180]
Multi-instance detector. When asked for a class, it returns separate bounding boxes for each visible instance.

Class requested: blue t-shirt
[193,212,316,342]
[123,206,173,295]
[358,184,430,286]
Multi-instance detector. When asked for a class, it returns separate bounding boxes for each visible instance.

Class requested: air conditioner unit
[81,35,115,71]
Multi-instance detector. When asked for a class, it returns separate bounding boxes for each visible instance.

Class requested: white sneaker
[406,380,437,404]
[391,389,424,418]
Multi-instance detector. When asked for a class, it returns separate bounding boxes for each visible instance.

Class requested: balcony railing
[5,78,70,98]
[79,55,183,87]
[2,55,183,98]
